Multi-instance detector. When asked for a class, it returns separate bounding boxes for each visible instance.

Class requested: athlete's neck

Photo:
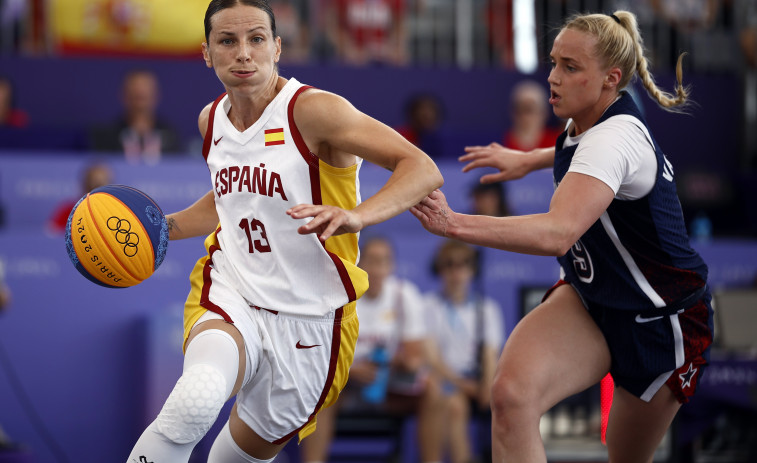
[571,90,619,136]
[226,74,286,132]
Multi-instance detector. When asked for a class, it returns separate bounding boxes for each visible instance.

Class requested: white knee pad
[155,363,228,444]
[155,329,240,445]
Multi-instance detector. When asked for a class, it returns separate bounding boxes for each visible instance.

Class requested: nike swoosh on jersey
[634,314,665,323]
[214,136,223,145]
[296,341,321,349]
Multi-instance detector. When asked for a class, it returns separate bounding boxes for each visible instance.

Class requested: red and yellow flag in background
[50,0,207,56]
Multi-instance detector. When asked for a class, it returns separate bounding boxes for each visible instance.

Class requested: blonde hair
[564,11,691,112]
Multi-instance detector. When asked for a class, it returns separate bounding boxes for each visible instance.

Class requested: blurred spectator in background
[736,0,757,170]
[308,0,337,61]
[503,79,562,152]
[395,93,445,159]
[0,76,28,128]
[0,256,17,452]
[738,0,757,67]
[461,80,561,182]
[47,161,113,234]
[269,0,311,63]
[649,0,719,33]
[326,0,408,65]
[89,69,183,163]
[649,0,722,68]
[470,181,511,218]
[0,0,26,52]
[0,257,10,314]
[425,239,504,463]
[301,236,444,463]
[407,0,457,66]
[485,0,514,68]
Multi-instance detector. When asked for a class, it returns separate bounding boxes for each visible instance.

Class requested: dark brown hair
[204,0,276,43]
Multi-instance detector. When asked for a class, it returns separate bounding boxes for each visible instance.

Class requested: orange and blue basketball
[65,185,168,288]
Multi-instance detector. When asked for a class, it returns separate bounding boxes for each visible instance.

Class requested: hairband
[609,13,621,24]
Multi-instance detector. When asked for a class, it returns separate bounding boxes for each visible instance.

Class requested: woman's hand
[410,189,456,238]
[287,204,363,241]
[460,143,541,183]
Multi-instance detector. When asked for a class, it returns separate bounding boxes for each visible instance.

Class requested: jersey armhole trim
[287,85,319,167]
[202,93,227,161]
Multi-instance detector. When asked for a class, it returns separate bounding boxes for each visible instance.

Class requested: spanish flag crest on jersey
[50,0,207,56]
[264,128,285,146]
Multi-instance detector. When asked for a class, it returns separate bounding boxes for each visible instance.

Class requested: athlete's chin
[551,105,570,120]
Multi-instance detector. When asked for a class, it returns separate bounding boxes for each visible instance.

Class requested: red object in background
[2,109,29,128]
[600,373,614,444]
[335,0,404,49]
[48,200,76,234]
[503,126,563,152]
[485,0,514,68]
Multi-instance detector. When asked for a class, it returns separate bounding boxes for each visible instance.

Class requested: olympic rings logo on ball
[107,216,140,257]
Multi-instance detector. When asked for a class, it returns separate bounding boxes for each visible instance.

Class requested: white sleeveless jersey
[201,78,368,316]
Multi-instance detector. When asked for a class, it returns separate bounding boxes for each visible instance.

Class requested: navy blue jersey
[554,92,707,311]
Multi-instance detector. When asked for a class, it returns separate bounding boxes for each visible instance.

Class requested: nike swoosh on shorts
[296,341,321,349]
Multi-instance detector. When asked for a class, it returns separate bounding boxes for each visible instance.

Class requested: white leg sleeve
[126,329,240,463]
[207,421,276,463]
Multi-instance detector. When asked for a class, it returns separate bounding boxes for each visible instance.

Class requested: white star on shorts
[679,363,698,389]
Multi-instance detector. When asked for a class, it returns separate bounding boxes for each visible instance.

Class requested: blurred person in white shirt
[301,236,444,463]
[425,239,504,463]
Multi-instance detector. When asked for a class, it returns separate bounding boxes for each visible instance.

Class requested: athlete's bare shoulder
[293,88,361,141]
[296,88,352,117]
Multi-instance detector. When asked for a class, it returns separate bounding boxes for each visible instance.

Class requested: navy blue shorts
[544,281,713,403]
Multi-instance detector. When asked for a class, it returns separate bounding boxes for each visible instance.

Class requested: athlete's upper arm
[294,90,425,170]
[547,171,616,250]
[198,102,213,139]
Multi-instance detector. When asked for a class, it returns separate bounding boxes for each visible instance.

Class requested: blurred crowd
[0,0,755,73]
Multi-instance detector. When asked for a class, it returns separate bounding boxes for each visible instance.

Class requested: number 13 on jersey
[239,217,271,253]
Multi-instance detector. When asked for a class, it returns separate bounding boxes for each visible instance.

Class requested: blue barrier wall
[0,56,744,171]
[0,154,756,463]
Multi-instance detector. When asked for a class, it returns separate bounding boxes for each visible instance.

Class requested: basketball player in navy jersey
[412,10,712,463]
[126,1,442,462]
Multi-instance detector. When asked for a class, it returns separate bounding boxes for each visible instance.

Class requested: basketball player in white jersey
[126,1,443,462]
